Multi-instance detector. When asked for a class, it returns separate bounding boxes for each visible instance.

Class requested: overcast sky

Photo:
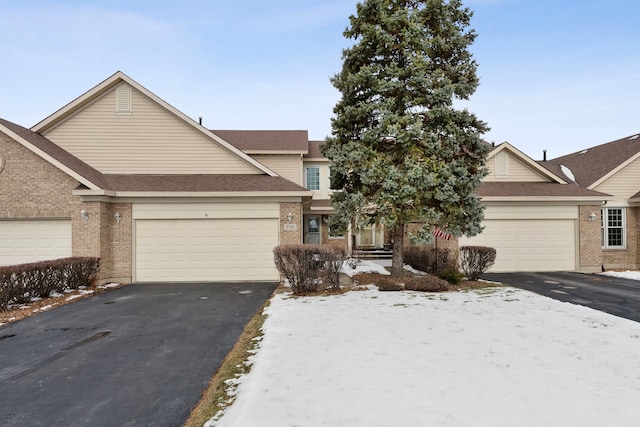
[1,0,638,159]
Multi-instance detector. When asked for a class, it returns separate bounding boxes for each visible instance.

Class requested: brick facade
[602,206,639,271]
[1,131,132,283]
[279,202,303,245]
[578,205,603,272]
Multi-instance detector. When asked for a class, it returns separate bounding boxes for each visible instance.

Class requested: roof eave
[0,122,103,191]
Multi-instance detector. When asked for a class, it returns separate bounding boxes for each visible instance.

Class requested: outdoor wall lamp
[287,212,293,223]
[588,212,597,222]
[80,209,89,223]
[115,212,122,223]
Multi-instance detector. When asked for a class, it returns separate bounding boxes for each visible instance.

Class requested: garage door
[459,219,576,272]
[135,218,279,282]
[0,220,72,266]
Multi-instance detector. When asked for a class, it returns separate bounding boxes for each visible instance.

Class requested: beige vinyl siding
[484,151,549,182]
[252,154,303,185]
[592,157,640,198]
[43,85,259,174]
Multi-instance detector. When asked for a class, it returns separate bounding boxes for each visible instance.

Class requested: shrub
[273,245,346,294]
[459,246,497,281]
[375,276,405,291]
[403,246,454,274]
[0,257,100,310]
[404,275,449,292]
[438,268,464,285]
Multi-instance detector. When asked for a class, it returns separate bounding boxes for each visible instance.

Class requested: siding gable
[592,156,640,199]
[42,84,260,175]
[484,150,550,182]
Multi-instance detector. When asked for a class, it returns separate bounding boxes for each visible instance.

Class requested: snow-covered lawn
[210,264,640,427]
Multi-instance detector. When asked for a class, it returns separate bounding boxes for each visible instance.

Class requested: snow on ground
[211,285,640,427]
[601,270,640,281]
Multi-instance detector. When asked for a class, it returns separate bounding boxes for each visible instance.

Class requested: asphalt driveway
[482,271,640,323]
[0,281,277,427]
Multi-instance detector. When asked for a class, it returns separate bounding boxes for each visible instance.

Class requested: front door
[305,216,321,244]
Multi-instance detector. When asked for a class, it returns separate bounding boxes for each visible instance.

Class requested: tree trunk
[391,223,405,277]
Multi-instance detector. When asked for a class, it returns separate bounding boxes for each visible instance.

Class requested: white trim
[601,207,626,249]
[488,142,568,184]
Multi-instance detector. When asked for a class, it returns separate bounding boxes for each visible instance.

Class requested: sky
[1,0,639,160]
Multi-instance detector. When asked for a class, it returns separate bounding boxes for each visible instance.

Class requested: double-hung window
[602,207,625,248]
[305,167,320,191]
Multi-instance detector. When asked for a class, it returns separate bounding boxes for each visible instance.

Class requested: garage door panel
[461,219,575,272]
[135,218,279,282]
[0,220,72,266]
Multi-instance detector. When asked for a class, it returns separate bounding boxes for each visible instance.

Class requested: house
[0,72,311,283]
[1,71,639,280]
[459,142,612,272]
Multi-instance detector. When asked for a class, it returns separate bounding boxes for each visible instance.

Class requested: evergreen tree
[322,0,489,277]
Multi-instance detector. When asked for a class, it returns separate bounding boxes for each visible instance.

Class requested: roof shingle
[212,130,309,152]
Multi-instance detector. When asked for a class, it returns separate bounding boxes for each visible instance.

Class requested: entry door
[305,216,321,244]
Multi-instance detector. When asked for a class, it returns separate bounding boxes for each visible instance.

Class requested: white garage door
[0,220,72,266]
[460,219,576,272]
[135,218,279,282]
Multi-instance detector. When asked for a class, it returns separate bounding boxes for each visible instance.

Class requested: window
[602,208,625,248]
[305,167,320,190]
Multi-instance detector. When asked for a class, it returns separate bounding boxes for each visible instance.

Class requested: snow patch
[211,288,640,427]
[560,164,576,182]
[601,270,640,280]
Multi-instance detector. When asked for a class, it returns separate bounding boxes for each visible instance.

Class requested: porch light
[287,212,293,223]
[80,210,89,223]
[588,212,597,222]
[115,212,122,223]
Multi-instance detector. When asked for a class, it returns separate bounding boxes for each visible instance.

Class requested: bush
[0,257,100,310]
[403,246,455,274]
[375,276,405,291]
[404,275,449,292]
[273,245,346,294]
[459,246,496,281]
[438,269,464,285]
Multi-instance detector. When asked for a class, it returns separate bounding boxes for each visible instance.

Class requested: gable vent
[115,84,132,114]
[629,134,639,141]
[495,151,508,177]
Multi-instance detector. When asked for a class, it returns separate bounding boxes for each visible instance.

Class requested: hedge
[0,257,100,311]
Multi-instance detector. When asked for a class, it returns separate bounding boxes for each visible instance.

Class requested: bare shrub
[403,246,454,274]
[459,246,497,280]
[273,245,346,294]
[404,275,449,292]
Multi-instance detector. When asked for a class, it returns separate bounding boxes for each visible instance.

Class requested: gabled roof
[489,142,568,184]
[31,71,277,177]
[99,174,308,194]
[213,130,309,154]
[477,182,611,201]
[0,118,107,190]
[0,117,310,198]
[541,132,640,188]
[304,141,326,160]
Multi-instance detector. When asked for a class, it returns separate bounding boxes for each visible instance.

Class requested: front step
[354,248,393,260]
